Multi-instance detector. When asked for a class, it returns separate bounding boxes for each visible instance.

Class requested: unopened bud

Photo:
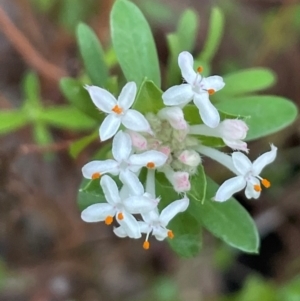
[158,107,188,130]
[219,119,248,140]
[173,172,191,192]
[127,131,148,151]
[178,150,201,166]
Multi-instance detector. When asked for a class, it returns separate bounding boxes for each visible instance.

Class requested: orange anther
[254,184,262,192]
[117,212,124,220]
[105,216,113,225]
[112,105,123,114]
[92,172,101,180]
[143,241,150,250]
[167,230,174,239]
[262,178,271,188]
[207,89,215,95]
[197,66,203,73]
[147,162,155,169]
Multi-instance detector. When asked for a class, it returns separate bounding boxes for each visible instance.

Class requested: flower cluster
[81,51,277,248]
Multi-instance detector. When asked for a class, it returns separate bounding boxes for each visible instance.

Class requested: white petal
[162,84,194,106]
[201,76,225,92]
[138,221,152,234]
[100,175,121,205]
[123,195,158,214]
[116,211,141,239]
[100,114,121,141]
[112,131,132,163]
[178,51,197,85]
[117,82,137,110]
[119,170,144,195]
[214,176,246,202]
[122,109,151,133]
[129,150,168,168]
[245,178,261,199]
[142,209,160,224]
[232,151,252,175]
[81,203,115,222]
[82,160,119,179]
[85,85,116,113]
[113,226,128,238]
[153,227,168,241]
[252,144,277,175]
[194,93,220,128]
[160,197,189,226]
[223,139,249,153]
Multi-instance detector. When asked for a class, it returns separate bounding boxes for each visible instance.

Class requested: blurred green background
[0,0,299,300]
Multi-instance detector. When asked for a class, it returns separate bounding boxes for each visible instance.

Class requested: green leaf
[198,7,224,63]
[217,68,276,97]
[60,77,103,121]
[33,121,53,146]
[177,9,199,52]
[196,177,259,253]
[166,9,199,86]
[133,79,164,113]
[110,0,161,87]
[78,179,104,211]
[76,23,108,87]
[0,111,28,134]
[69,131,98,158]
[40,106,96,130]
[215,95,298,140]
[22,72,42,108]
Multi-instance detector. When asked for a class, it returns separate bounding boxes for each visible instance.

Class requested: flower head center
[254,184,262,192]
[112,105,123,115]
[117,212,124,220]
[92,172,101,180]
[197,66,203,73]
[105,215,113,225]
[207,89,215,95]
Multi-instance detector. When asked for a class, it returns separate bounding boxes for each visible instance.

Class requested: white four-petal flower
[81,175,159,238]
[85,82,152,141]
[214,144,277,202]
[82,131,168,193]
[162,51,225,128]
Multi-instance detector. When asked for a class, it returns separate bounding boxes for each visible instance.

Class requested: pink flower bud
[158,107,188,130]
[219,120,248,140]
[173,172,191,192]
[178,150,201,166]
[127,131,147,151]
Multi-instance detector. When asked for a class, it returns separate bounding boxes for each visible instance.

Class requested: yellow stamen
[167,230,174,239]
[117,212,124,220]
[254,184,262,192]
[92,172,101,180]
[207,89,215,95]
[112,105,123,114]
[105,216,113,225]
[197,66,203,73]
[147,162,155,169]
[143,241,150,250]
[262,178,271,188]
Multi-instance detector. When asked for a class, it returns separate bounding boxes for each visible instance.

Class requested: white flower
[81,175,159,238]
[82,131,168,193]
[214,144,277,202]
[190,119,249,152]
[85,82,152,141]
[114,196,189,249]
[162,51,225,128]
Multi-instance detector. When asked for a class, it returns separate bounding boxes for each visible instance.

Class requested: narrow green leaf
[198,7,224,63]
[217,68,276,97]
[33,122,53,146]
[0,111,28,134]
[177,9,199,52]
[69,131,98,158]
[40,106,96,130]
[76,23,108,87]
[110,0,161,87]
[195,177,259,253]
[60,77,103,121]
[22,72,42,108]
[78,179,104,211]
[133,79,164,114]
[216,95,298,140]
